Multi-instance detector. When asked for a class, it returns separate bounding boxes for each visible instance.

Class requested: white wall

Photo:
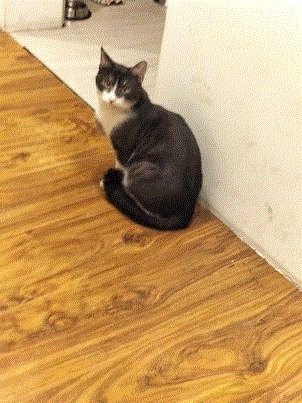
[0,1,5,29]
[1,0,64,31]
[155,1,301,286]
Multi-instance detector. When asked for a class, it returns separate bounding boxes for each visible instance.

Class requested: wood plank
[0,32,301,403]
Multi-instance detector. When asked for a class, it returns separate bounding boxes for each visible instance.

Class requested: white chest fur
[95,90,134,136]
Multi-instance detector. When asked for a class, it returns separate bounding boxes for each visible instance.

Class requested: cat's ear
[100,47,113,69]
[131,61,147,83]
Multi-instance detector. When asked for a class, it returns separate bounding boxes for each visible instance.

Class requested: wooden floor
[1,33,302,403]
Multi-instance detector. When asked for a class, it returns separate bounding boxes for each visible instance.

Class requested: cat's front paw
[102,168,123,191]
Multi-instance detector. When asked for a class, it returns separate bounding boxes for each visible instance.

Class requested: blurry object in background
[1,0,64,31]
[65,0,91,20]
[90,0,123,5]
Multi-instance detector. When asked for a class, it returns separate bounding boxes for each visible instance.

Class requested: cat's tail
[102,169,195,231]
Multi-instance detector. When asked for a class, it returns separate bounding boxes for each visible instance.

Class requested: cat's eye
[121,82,130,94]
[102,76,113,87]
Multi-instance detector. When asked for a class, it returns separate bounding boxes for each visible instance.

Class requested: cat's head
[96,48,147,111]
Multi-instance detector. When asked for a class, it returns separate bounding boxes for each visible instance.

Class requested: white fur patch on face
[114,97,134,111]
[101,83,133,111]
[96,89,135,136]
[101,83,117,104]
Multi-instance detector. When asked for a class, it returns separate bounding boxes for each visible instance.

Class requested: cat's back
[144,104,200,155]
[140,103,202,193]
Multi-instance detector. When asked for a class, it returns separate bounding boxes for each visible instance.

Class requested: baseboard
[200,196,302,291]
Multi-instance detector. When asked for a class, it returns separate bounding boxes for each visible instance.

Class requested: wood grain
[0,33,301,403]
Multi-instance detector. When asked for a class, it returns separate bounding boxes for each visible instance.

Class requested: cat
[95,48,202,230]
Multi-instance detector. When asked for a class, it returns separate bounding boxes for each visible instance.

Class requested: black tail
[103,169,194,231]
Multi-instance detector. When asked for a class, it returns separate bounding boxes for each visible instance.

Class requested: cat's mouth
[105,98,134,111]
[97,88,134,111]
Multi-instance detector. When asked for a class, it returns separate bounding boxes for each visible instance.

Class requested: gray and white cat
[96,48,202,230]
